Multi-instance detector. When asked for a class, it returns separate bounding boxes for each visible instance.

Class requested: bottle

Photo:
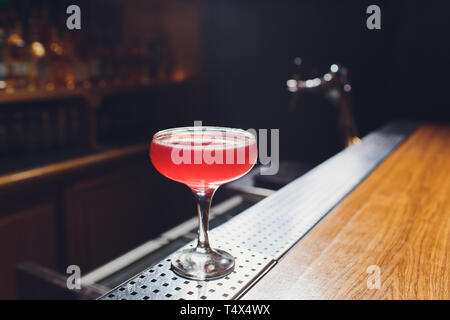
[88,45,102,85]
[48,27,65,88]
[146,38,159,81]
[7,20,30,89]
[72,31,89,87]
[61,31,76,89]
[28,9,49,89]
[0,27,9,90]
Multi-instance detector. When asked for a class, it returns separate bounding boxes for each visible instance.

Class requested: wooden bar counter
[243,125,450,300]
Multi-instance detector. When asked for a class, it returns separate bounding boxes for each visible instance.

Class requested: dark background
[4,0,449,161]
[198,0,450,147]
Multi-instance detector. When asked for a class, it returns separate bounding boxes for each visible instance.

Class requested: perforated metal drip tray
[99,121,418,300]
[101,243,274,300]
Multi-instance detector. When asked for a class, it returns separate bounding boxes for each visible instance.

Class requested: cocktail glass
[150,126,257,280]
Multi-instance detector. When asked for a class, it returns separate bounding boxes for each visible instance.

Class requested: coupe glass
[150,126,257,280]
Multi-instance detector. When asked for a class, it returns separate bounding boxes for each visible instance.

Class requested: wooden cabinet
[0,143,196,298]
[0,200,58,299]
[0,145,151,298]
[64,161,156,271]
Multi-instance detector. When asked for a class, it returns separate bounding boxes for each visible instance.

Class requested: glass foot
[171,248,235,280]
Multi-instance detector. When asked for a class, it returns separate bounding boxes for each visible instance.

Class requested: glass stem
[192,188,217,253]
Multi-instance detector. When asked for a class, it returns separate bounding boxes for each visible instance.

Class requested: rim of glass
[152,126,257,148]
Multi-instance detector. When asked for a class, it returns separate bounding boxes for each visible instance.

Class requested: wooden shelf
[0,143,148,195]
[0,80,186,108]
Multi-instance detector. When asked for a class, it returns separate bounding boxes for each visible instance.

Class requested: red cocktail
[150,126,257,280]
[150,129,257,190]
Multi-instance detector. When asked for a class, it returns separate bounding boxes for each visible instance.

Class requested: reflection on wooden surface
[244,125,450,300]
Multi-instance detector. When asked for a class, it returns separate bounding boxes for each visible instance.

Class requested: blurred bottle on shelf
[70,29,90,88]
[155,36,172,81]
[48,27,65,89]
[149,34,176,82]
[28,9,49,90]
[0,26,9,91]
[0,4,186,93]
[74,54,90,88]
[7,18,30,90]
[87,45,102,86]
[61,31,77,89]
